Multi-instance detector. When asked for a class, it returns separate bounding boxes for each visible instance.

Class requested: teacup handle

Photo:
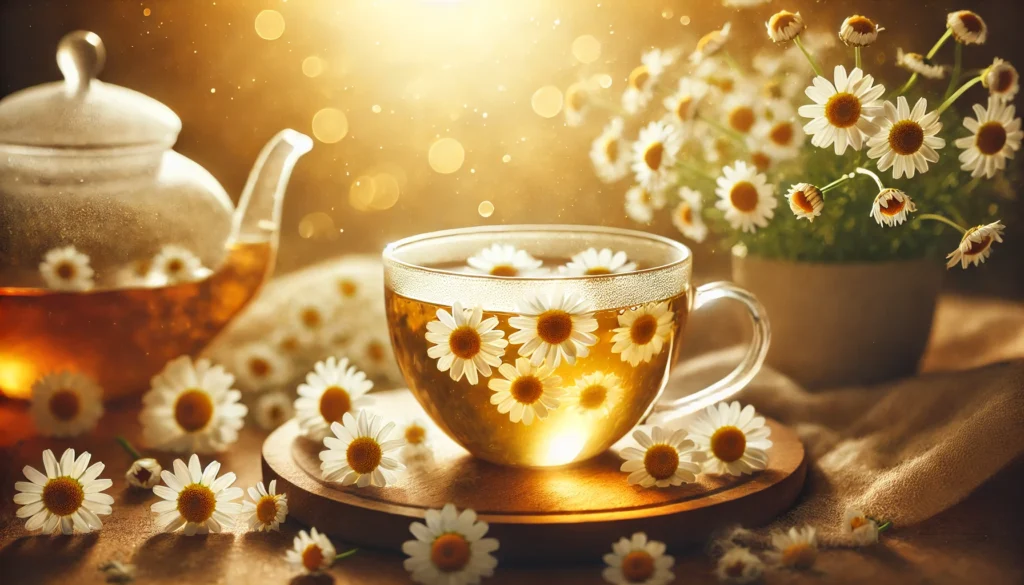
[652,281,770,416]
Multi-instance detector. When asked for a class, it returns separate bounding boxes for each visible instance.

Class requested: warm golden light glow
[254,10,286,41]
[531,85,563,118]
[0,357,38,399]
[301,56,324,77]
[349,176,376,211]
[428,138,465,174]
[369,173,401,210]
[311,108,349,143]
[298,212,337,240]
[571,35,601,64]
[478,201,495,217]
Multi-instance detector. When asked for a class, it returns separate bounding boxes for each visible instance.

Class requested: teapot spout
[231,129,314,242]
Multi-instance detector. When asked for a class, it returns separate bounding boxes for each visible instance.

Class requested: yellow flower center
[510,375,544,405]
[55,261,77,280]
[584,267,612,275]
[604,138,620,163]
[710,426,747,462]
[431,533,471,572]
[248,357,271,378]
[567,87,586,112]
[824,93,862,128]
[769,122,794,146]
[48,389,81,421]
[976,122,1007,155]
[729,182,760,213]
[994,69,1015,94]
[630,314,659,345]
[489,264,519,277]
[849,516,868,530]
[319,386,352,424]
[302,543,325,572]
[42,476,84,517]
[790,190,816,214]
[963,228,994,256]
[643,141,665,171]
[174,389,214,432]
[338,278,359,298]
[877,193,906,217]
[751,152,772,173]
[677,203,694,225]
[709,75,735,94]
[578,384,608,410]
[782,542,816,569]
[769,11,799,38]
[644,444,680,480]
[166,258,184,275]
[346,437,383,474]
[763,80,783,100]
[367,340,387,363]
[405,424,426,445]
[955,11,985,35]
[536,310,573,344]
[675,94,694,120]
[256,495,279,524]
[448,326,482,359]
[628,65,650,91]
[621,550,656,582]
[728,106,756,134]
[279,335,300,353]
[301,308,323,330]
[176,484,217,524]
[888,120,925,155]
[846,15,875,35]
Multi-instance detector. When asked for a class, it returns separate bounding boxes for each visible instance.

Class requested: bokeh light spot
[502,154,511,163]
[572,35,601,64]
[255,10,286,41]
[143,8,151,17]
[428,138,466,174]
[370,173,401,210]
[478,201,495,218]
[531,85,564,118]
[349,176,376,211]
[302,56,324,78]
[680,15,691,26]
[593,73,614,89]
[312,108,349,144]
[298,212,336,240]
[372,104,382,114]
[662,9,674,19]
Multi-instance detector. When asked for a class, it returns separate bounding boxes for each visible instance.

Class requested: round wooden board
[263,389,806,564]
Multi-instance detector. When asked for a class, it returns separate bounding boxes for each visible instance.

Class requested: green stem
[936,75,984,115]
[895,73,919,97]
[115,436,142,461]
[877,521,893,533]
[792,36,823,77]
[676,161,717,182]
[820,172,856,193]
[944,43,962,99]
[698,114,747,146]
[334,548,359,561]
[723,51,745,75]
[855,47,862,70]
[854,167,885,191]
[916,213,967,233]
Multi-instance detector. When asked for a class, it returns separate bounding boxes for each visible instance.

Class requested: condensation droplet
[254,10,286,41]
[679,15,691,26]
[312,108,348,144]
[531,85,563,118]
[571,35,601,64]
[302,56,324,78]
[478,201,495,218]
[428,138,466,174]
[349,176,376,211]
[371,104,382,114]
[502,154,511,163]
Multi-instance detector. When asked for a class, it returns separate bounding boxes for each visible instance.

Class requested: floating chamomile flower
[946,221,1005,269]
[622,49,675,114]
[672,187,708,243]
[241,479,288,532]
[320,410,404,487]
[866,96,945,179]
[687,401,772,476]
[766,10,805,44]
[151,245,204,284]
[126,458,162,489]
[768,526,818,570]
[564,82,589,127]
[591,117,632,183]
[844,508,879,546]
[15,448,113,535]
[631,121,682,192]
[947,10,987,45]
[799,65,885,155]
[785,183,824,222]
[839,15,884,47]
[715,161,777,233]
[151,454,243,535]
[625,185,666,224]
[716,547,765,584]
[955,97,1022,178]
[984,58,1019,102]
[39,245,94,291]
[466,244,544,277]
[30,371,104,438]
[425,302,508,385]
[602,532,675,585]
[488,357,563,425]
[690,22,732,65]
[611,301,674,367]
[619,426,702,488]
[896,49,946,80]
[140,356,247,453]
[565,372,622,418]
[254,391,294,431]
[508,289,599,367]
[286,527,336,574]
[295,356,373,439]
[663,78,708,125]
[402,503,500,585]
[561,247,636,276]
[234,342,292,391]
[869,188,916,227]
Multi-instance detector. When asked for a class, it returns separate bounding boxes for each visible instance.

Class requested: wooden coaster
[262,389,806,564]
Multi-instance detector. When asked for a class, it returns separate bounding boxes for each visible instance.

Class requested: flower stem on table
[115,435,143,461]
[916,213,967,233]
[792,36,823,77]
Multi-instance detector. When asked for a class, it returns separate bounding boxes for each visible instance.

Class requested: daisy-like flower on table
[30,371,104,438]
[398,419,433,466]
[687,401,772,476]
[254,391,295,431]
[955,97,1023,178]
[565,372,623,418]
[561,247,637,276]
[766,10,805,44]
[984,58,1019,102]
[272,326,314,356]
[690,22,732,65]
[15,448,113,535]
[714,161,777,234]
[508,289,599,367]
[234,342,291,391]
[839,15,884,47]
[140,355,247,453]
[611,301,674,367]
[947,10,987,45]
[662,77,708,126]
[866,96,945,179]
[150,245,204,284]
[799,65,885,155]
[625,185,666,224]
[754,116,804,161]
[295,356,373,439]
[126,458,162,489]
[715,547,764,584]
[402,503,499,585]
[619,427,702,488]
[946,221,1005,269]
[241,479,288,532]
[150,454,243,535]
[466,243,544,277]
[564,82,590,127]
[869,188,917,227]
[320,410,404,487]
[785,183,824,222]
[768,526,818,570]
[425,302,507,385]
[336,275,363,301]
[896,49,946,80]
[292,298,332,341]
[603,532,675,585]
[622,49,675,114]
[844,508,879,547]
[39,245,94,291]
[631,121,682,192]
[487,357,563,426]
[286,527,337,574]
[672,187,708,243]
[591,117,632,184]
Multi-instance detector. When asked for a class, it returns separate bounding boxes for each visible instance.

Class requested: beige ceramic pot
[731,247,944,389]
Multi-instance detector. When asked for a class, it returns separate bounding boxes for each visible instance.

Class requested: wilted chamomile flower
[870,188,917,227]
[839,15,884,47]
[947,10,987,45]
[785,183,824,222]
[984,58,1019,102]
[564,82,590,127]
[896,49,946,80]
[766,11,805,44]
[715,547,765,584]
[769,526,818,570]
[843,508,879,546]
[690,23,732,65]
[945,221,1005,269]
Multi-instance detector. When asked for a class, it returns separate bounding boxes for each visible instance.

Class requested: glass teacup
[383,225,768,468]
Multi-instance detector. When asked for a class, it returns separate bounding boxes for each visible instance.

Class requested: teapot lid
[0,31,181,149]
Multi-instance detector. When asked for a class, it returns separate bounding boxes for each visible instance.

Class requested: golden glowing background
[1,0,1021,292]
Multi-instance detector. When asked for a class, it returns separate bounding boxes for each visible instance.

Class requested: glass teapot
[0,31,313,400]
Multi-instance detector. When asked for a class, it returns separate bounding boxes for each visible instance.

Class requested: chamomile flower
[254,391,295,431]
[955,97,1022,178]
[125,458,162,489]
[947,10,987,45]
[844,508,879,546]
[150,454,243,535]
[946,221,1005,269]
[140,356,247,453]
[611,301,674,367]
[622,49,675,114]
[39,246,94,291]
[466,244,544,277]
[241,480,288,532]
[561,248,637,276]
[896,49,946,80]
[754,116,804,160]
[15,448,113,535]
[715,161,777,233]
[687,401,772,476]
[839,15,884,47]
[602,532,675,585]
[766,10,805,44]
[691,23,732,64]
[234,342,291,391]
[488,357,563,425]
[672,188,708,243]
[663,78,708,125]
[286,527,336,574]
[565,372,622,418]
[564,82,590,127]
[631,121,682,192]
[785,183,824,222]
[799,65,885,155]
[398,419,433,466]
[336,275,364,301]
[425,302,508,385]
[869,188,916,227]
[985,58,1019,102]
[320,410,404,487]
[508,289,599,367]
[402,503,500,585]
[768,526,818,570]
[150,245,204,284]
[292,298,332,341]
[272,326,314,356]
[350,329,399,379]
[295,357,373,439]
[625,185,667,224]
[866,96,945,179]
[591,117,632,183]
[715,547,764,584]
[30,371,104,438]
[721,93,759,137]
[619,427,702,488]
